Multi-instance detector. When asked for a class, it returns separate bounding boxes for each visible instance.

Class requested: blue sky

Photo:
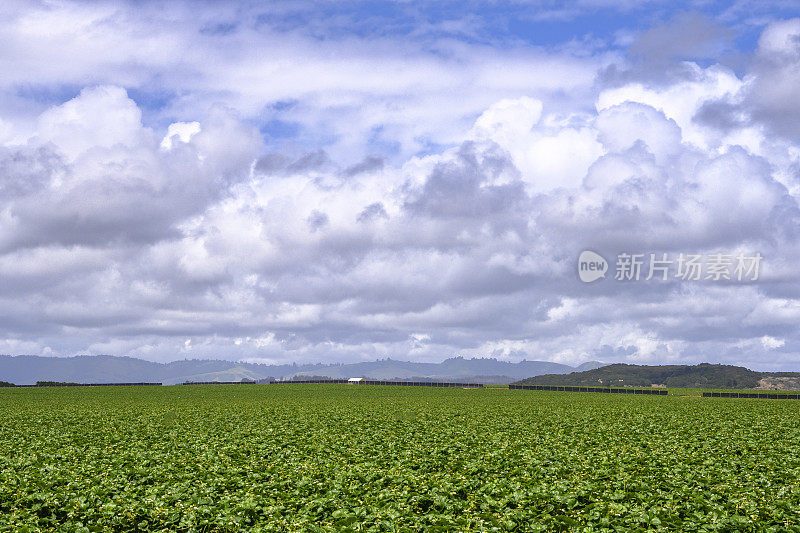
[1,1,800,369]
[2,1,795,160]
[5,1,790,157]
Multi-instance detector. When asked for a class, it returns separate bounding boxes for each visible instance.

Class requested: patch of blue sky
[248,1,658,47]
[260,119,301,141]
[13,83,85,107]
[365,125,403,158]
[245,0,798,52]
[126,88,179,115]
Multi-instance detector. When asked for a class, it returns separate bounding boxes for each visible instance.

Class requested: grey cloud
[0,98,260,253]
[356,202,388,223]
[288,149,331,174]
[601,12,734,86]
[692,99,747,131]
[592,344,638,360]
[629,12,733,65]
[687,20,800,142]
[744,23,800,140]
[307,210,329,232]
[404,142,525,222]
[535,143,800,253]
[254,152,291,175]
[343,155,384,177]
[255,149,334,177]
[0,145,60,196]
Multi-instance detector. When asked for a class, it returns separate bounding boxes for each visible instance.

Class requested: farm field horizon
[1,385,799,531]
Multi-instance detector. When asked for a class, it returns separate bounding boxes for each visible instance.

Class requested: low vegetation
[1,385,799,530]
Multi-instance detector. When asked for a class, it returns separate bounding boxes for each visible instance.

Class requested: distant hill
[286,357,576,383]
[573,360,605,372]
[0,355,604,385]
[273,374,520,385]
[514,363,800,390]
[0,355,327,386]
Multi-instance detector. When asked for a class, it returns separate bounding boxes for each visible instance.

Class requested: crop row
[703,391,800,399]
[509,385,667,395]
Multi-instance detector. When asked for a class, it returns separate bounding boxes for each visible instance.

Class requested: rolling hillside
[514,363,800,390]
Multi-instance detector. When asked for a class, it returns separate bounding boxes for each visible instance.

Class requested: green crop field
[1,385,800,532]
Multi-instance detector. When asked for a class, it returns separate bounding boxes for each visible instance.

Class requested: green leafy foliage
[1,385,799,531]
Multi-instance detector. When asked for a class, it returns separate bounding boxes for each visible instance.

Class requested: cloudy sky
[2,1,800,369]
